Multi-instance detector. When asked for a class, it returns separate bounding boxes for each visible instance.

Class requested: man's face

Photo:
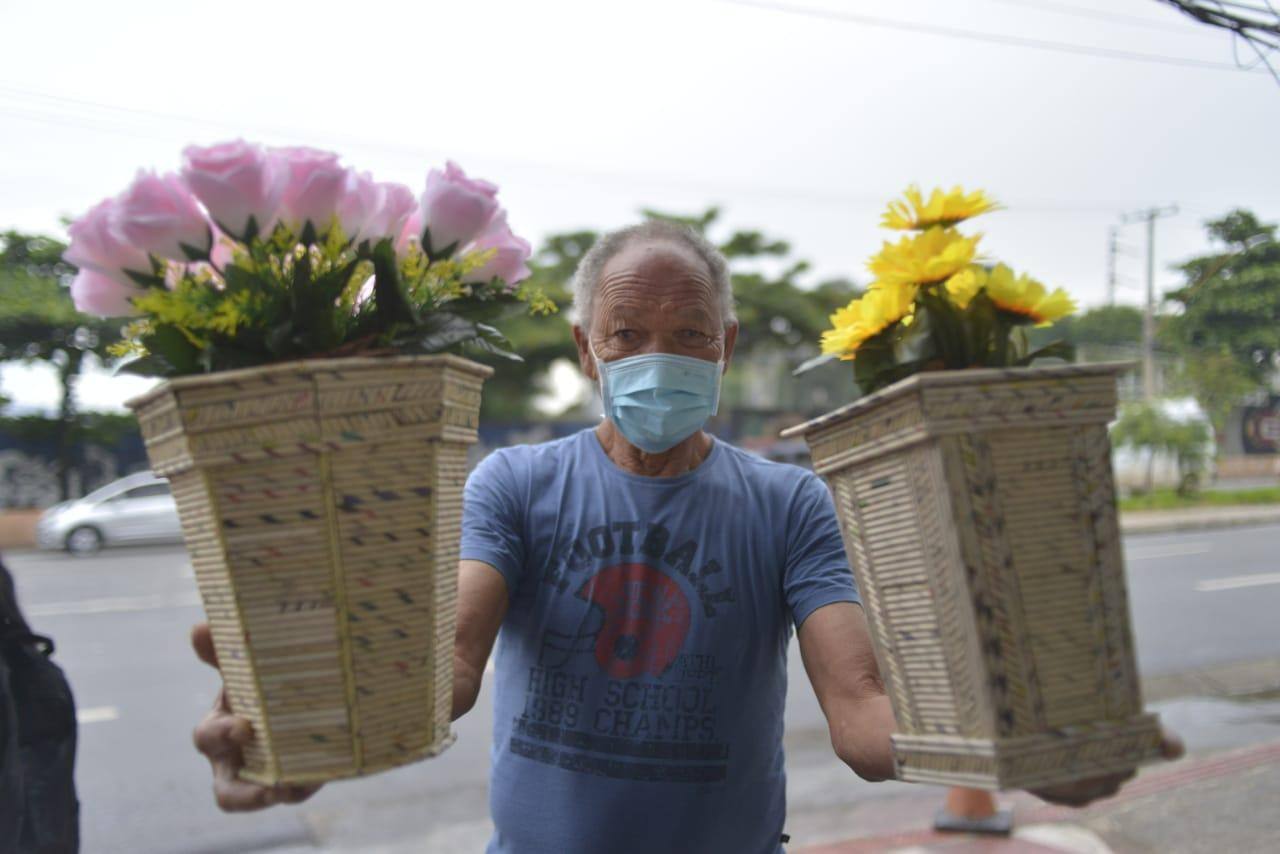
[573,238,738,382]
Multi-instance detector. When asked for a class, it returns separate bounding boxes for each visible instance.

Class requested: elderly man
[191,221,1176,853]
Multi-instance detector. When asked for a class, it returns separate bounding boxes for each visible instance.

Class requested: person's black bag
[0,557,79,854]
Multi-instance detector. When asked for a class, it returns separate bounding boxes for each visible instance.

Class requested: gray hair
[569,220,737,329]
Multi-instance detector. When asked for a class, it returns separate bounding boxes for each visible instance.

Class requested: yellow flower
[869,226,980,286]
[944,265,986,309]
[979,264,1076,326]
[820,281,916,359]
[882,185,1000,231]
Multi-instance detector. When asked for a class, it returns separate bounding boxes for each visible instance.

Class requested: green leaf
[410,312,483,353]
[1020,338,1075,365]
[465,334,524,362]
[265,320,298,357]
[917,289,968,367]
[964,292,999,366]
[114,354,174,377]
[793,351,839,375]
[123,268,166,289]
[222,263,268,295]
[179,231,212,262]
[369,240,416,330]
[421,227,459,262]
[141,324,201,375]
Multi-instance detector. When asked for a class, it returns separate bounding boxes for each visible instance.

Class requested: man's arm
[451,559,510,719]
[797,601,897,782]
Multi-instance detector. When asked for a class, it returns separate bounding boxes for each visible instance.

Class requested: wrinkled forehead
[594,238,721,323]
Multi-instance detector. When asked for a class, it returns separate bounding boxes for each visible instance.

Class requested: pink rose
[273,146,349,238]
[70,268,143,317]
[63,198,153,285]
[395,210,423,259]
[181,139,284,241]
[114,171,213,262]
[417,161,500,258]
[362,182,417,245]
[464,211,532,287]
[337,171,382,244]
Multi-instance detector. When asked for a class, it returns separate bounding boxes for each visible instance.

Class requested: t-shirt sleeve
[460,449,527,592]
[783,471,860,629]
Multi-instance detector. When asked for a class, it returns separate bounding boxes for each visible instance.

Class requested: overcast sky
[2,0,1278,413]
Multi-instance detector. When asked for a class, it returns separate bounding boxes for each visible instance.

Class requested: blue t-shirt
[461,429,859,854]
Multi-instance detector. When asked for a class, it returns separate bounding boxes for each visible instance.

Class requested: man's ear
[573,324,597,382]
[721,322,739,373]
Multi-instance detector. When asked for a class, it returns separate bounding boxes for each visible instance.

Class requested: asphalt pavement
[5,521,1280,854]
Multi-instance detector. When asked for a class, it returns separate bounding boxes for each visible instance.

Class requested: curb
[796,739,1280,853]
[1118,507,1280,535]
[1142,656,1280,704]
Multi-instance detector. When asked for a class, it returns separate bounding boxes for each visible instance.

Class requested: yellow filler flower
[881,185,1000,231]
[820,282,916,359]
[869,226,980,287]
[976,264,1076,326]
[944,265,985,309]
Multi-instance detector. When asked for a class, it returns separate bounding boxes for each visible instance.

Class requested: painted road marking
[1126,542,1211,561]
[77,706,119,724]
[27,591,202,617]
[1195,571,1280,592]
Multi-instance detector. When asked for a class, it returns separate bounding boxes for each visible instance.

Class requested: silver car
[36,471,183,555]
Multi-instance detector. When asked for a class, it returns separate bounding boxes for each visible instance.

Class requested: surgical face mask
[593,349,723,454]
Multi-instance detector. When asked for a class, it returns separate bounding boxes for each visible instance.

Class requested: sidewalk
[1118,503,1280,535]
[797,739,1280,854]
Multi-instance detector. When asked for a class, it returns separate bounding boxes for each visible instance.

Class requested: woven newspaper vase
[781,363,1163,790]
[127,354,492,785]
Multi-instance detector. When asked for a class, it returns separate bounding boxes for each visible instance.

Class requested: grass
[1119,485,1280,512]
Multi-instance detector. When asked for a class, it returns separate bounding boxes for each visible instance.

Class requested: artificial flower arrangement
[61,141,552,786]
[809,186,1075,390]
[65,140,552,374]
[784,187,1165,791]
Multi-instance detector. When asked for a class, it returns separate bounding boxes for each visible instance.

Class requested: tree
[1111,401,1211,495]
[1059,305,1143,348]
[1163,210,1280,440]
[472,231,587,421]
[473,210,858,420]
[0,231,122,500]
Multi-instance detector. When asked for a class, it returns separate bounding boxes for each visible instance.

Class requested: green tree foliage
[474,210,857,420]
[1060,305,1143,348]
[1025,304,1143,353]
[473,232,588,421]
[1164,209,1280,439]
[0,230,123,500]
[1111,401,1211,495]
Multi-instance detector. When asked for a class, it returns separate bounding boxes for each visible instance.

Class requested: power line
[980,0,1199,34]
[712,0,1270,72]
[0,84,1176,218]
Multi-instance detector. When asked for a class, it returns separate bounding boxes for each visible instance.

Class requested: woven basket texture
[127,354,492,785]
[782,363,1163,790]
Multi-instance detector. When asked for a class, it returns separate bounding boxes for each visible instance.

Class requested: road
[6,523,1280,853]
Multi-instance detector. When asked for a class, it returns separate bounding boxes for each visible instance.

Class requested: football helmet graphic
[538,563,692,678]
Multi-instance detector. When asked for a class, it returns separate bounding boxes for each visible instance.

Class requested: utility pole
[1106,226,1118,306]
[1120,205,1178,401]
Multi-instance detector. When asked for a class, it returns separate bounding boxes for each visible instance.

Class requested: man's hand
[190,622,322,812]
[1030,729,1185,807]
